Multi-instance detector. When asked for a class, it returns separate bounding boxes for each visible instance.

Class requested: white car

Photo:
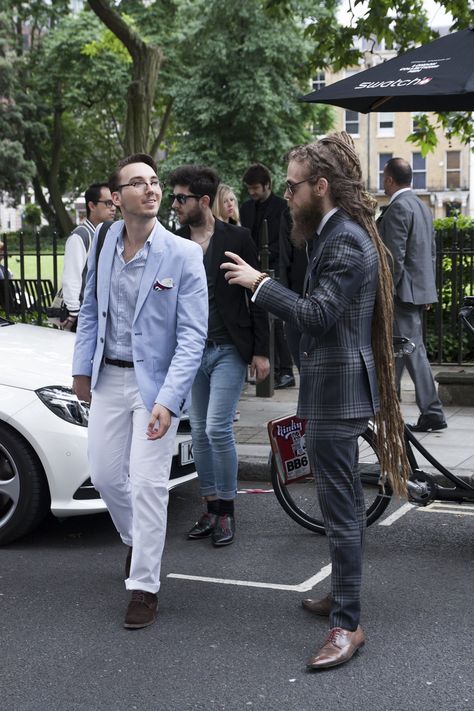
[0,317,196,545]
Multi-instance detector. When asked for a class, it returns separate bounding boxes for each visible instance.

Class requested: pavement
[235,365,474,485]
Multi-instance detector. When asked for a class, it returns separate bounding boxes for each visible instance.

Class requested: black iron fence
[1,226,474,363]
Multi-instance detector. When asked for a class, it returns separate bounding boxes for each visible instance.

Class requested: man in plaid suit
[222,134,382,670]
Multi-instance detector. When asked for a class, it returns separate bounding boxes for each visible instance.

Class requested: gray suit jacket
[377,190,437,305]
[256,210,379,420]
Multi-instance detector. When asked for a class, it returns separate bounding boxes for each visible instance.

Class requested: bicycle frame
[405,295,474,505]
[405,427,474,503]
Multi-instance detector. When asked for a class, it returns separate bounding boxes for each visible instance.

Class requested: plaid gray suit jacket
[256,210,379,420]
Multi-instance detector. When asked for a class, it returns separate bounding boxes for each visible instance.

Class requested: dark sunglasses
[169,193,201,205]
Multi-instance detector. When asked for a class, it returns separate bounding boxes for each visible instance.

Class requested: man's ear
[110,192,121,208]
[314,177,329,196]
[200,194,211,209]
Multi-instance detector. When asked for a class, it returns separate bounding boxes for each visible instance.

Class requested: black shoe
[187,512,217,539]
[275,374,296,390]
[407,415,447,432]
[211,514,235,546]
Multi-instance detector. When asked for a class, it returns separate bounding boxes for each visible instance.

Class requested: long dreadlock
[287,131,409,496]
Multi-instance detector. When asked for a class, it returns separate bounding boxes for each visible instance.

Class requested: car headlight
[35,386,89,427]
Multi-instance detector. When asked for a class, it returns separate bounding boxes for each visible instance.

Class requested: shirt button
[102,312,106,317]
[303,351,308,357]
[100,337,104,343]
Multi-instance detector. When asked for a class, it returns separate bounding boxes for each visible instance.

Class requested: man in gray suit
[379,158,446,432]
[222,133,407,670]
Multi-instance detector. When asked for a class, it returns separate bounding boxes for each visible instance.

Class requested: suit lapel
[209,220,227,287]
[302,211,346,295]
[133,223,165,322]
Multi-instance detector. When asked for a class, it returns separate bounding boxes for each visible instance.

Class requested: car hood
[0,322,76,391]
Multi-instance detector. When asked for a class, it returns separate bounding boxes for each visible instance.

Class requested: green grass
[6,255,64,284]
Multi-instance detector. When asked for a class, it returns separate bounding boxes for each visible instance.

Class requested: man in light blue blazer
[73,153,208,630]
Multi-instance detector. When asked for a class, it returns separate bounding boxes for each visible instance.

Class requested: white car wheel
[0,425,49,545]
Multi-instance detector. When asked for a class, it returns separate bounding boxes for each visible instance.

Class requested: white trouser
[87,363,179,594]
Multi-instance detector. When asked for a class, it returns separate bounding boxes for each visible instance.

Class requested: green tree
[0,1,132,234]
[159,0,334,192]
[267,0,474,152]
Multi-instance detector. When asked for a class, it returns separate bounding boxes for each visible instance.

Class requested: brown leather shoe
[123,590,157,629]
[301,593,331,617]
[306,626,365,670]
[125,546,132,578]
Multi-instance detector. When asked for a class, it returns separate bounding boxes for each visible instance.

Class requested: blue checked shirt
[104,227,153,362]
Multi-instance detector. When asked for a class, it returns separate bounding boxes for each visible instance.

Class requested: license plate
[179,438,194,465]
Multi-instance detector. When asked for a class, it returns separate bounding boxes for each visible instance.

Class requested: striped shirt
[104,226,154,362]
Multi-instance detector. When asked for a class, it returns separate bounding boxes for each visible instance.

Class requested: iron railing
[1,226,474,363]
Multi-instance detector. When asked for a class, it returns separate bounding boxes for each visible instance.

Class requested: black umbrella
[302,28,474,112]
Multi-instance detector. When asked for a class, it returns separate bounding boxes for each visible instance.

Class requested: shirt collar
[316,207,339,235]
[389,187,411,204]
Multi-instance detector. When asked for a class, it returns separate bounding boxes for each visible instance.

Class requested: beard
[177,205,205,228]
[290,196,325,249]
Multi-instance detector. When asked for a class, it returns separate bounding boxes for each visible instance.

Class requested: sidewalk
[235,366,474,484]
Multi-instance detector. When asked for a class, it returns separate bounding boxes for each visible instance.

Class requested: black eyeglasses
[95,200,115,208]
[117,179,163,191]
[169,193,202,205]
[285,175,319,196]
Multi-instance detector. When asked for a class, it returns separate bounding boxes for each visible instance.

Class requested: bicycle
[269,296,474,534]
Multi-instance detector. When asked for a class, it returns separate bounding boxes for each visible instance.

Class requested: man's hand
[250,356,270,383]
[60,316,77,332]
[147,403,172,440]
[221,251,262,290]
[72,375,92,404]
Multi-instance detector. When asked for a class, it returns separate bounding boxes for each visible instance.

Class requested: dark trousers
[393,299,444,419]
[274,319,293,377]
[284,323,301,373]
[305,418,369,631]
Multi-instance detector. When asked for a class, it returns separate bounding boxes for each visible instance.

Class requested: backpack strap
[73,224,92,254]
[95,220,114,300]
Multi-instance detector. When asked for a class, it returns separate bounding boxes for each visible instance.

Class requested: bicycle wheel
[271,426,392,534]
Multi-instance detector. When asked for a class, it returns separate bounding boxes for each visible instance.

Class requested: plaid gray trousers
[305,417,369,631]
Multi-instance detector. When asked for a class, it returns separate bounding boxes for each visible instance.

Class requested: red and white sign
[267,415,312,484]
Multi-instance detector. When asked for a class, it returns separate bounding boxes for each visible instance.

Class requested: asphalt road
[2,479,473,711]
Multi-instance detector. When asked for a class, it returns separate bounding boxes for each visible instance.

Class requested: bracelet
[251,272,269,294]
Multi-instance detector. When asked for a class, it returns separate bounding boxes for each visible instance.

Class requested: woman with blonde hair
[212,183,240,225]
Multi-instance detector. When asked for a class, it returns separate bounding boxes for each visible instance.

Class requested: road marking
[417,502,474,516]
[378,502,414,526]
[167,563,332,592]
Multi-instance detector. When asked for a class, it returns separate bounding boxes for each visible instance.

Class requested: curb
[237,456,474,488]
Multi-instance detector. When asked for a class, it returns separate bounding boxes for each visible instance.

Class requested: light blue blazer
[72,219,208,416]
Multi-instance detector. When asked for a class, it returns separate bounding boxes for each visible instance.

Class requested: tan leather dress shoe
[306,626,365,670]
[301,593,331,617]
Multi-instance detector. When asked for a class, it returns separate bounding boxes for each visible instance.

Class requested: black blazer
[177,219,270,363]
[240,193,287,274]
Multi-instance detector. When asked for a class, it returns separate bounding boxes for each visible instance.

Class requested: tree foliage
[267,0,474,151]
[159,0,334,193]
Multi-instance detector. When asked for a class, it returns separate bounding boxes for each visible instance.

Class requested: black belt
[104,357,134,368]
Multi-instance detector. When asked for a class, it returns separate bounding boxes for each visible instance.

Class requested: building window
[446,151,461,189]
[412,152,426,190]
[379,153,393,191]
[445,201,462,217]
[312,72,326,92]
[412,112,424,133]
[345,110,359,135]
[377,112,394,137]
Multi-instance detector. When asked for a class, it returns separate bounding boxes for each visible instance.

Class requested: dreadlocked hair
[287,131,409,496]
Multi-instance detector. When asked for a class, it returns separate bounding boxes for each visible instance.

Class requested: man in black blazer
[170,165,270,546]
[241,163,295,389]
[222,133,407,670]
